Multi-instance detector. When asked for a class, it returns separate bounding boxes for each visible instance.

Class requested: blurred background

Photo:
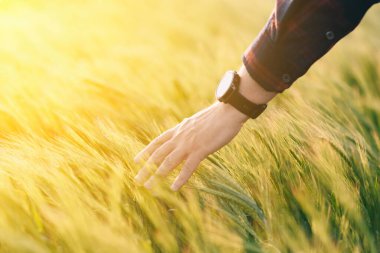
[0,1,379,252]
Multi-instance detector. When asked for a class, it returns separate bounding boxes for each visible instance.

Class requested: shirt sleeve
[243,0,379,93]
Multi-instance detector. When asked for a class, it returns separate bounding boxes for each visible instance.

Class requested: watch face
[216,71,235,100]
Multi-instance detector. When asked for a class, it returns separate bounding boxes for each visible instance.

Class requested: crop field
[0,1,379,252]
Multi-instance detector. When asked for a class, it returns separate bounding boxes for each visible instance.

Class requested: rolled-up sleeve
[243,0,379,93]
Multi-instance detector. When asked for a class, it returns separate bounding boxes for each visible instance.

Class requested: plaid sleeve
[243,0,379,93]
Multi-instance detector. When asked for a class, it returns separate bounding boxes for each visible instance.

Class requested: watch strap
[227,87,267,119]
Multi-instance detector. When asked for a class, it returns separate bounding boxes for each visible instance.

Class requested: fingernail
[134,156,140,163]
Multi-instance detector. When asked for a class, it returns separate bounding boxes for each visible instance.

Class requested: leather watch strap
[227,89,267,119]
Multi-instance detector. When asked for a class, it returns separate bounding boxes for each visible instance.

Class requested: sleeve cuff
[242,25,295,93]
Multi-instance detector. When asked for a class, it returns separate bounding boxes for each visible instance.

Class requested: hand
[133,101,249,191]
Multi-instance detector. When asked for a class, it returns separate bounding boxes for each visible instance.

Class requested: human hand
[133,101,249,191]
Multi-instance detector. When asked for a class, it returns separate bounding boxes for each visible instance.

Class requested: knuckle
[150,149,161,159]
[187,136,198,148]
[177,117,191,130]
[157,163,171,175]
[174,145,188,156]
[165,140,176,147]
[195,147,208,157]
[164,155,173,165]
[196,150,206,158]
[150,151,163,163]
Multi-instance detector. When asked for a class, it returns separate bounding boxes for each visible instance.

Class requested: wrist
[214,100,250,124]
[237,65,277,104]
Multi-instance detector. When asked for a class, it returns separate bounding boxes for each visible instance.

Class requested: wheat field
[0,1,379,252]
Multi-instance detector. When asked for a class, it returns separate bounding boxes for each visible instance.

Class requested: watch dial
[216,71,234,99]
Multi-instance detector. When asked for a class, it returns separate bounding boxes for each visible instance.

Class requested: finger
[134,162,160,186]
[134,128,174,163]
[144,150,186,189]
[155,150,186,177]
[134,141,175,184]
[143,174,157,190]
[146,141,176,168]
[170,155,202,191]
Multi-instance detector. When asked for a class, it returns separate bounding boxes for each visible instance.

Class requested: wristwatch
[215,70,267,119]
